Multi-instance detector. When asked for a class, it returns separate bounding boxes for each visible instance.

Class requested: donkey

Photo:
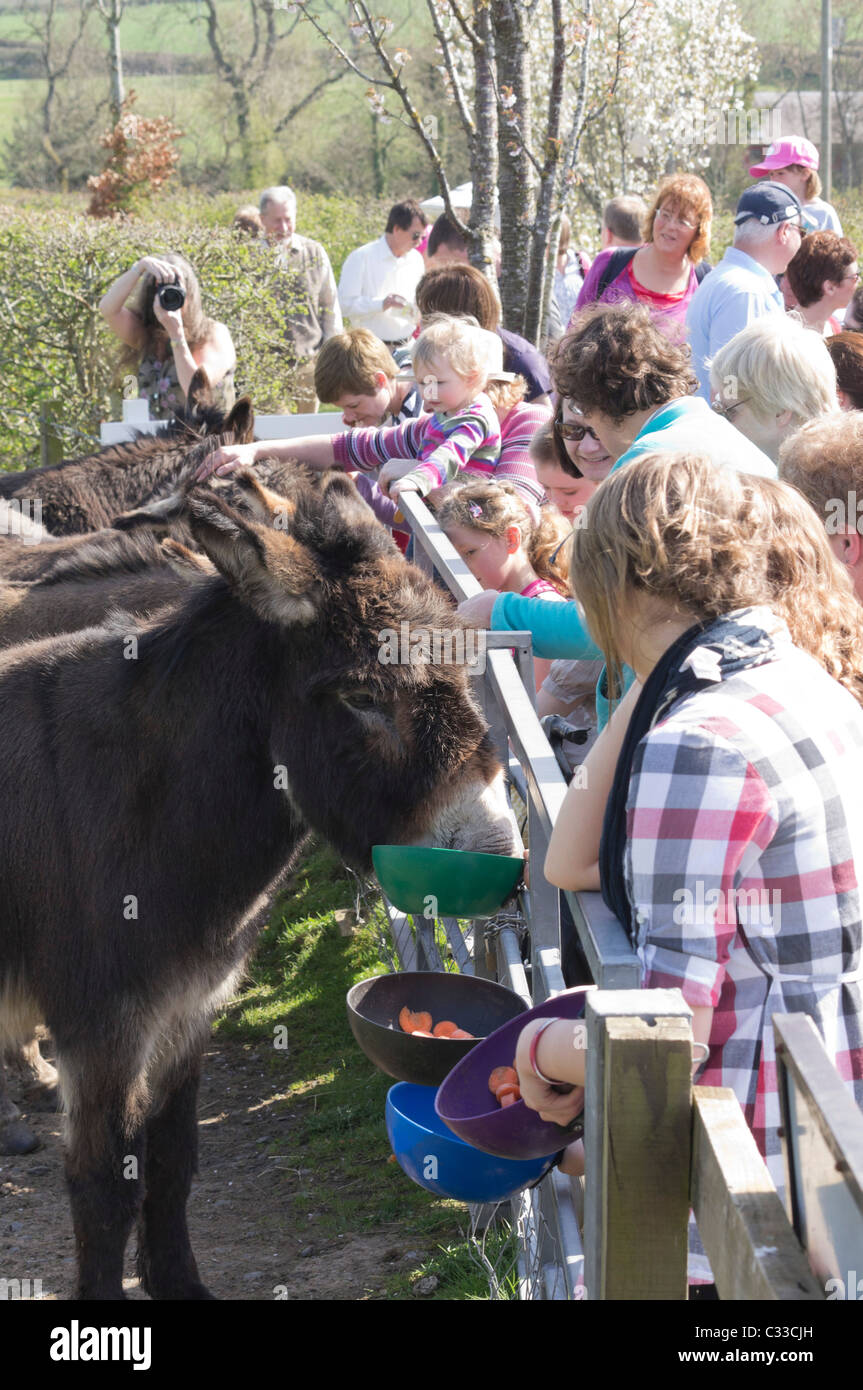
[0,468,521,1299]
[0,537,212,651]
[0,371,253,535]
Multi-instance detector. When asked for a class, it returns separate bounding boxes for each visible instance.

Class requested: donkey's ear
[113,491,184,531]
[186,491,319,625]
[231,469,297,529]
[160,538,216,578]
[224,396,254,442]
[320,470,382,527]
[186,368,213,412]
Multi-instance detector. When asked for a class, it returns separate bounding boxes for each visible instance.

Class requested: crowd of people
[100,139,863,1298]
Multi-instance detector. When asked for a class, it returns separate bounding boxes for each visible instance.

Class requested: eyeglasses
[843,269,860,284]
[555,417,599,443]
[711,396,751,420]
[655,207,696,231]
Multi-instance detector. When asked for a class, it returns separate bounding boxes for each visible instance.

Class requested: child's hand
[390,478,420,502]
[378,458,419,498]
[457,591,500,627]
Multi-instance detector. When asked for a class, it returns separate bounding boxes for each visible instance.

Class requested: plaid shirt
[625,615,863,1209]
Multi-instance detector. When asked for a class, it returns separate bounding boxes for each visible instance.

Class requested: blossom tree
[298,0,758,343]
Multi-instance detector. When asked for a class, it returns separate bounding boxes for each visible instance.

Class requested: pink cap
[749,137,819,177]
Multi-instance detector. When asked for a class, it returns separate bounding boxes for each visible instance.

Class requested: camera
[157,278,186,312]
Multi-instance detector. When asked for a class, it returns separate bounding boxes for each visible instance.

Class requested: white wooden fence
[100,398,346,446]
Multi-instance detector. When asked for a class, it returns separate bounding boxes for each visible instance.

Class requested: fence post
[583,988,693,1299]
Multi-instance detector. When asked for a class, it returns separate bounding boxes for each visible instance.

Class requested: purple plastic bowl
[435,987,592,1161]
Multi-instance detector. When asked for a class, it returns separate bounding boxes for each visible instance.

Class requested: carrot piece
[488,1065,519,1095]
[450,1029,474,1039]
[433,1020,458,1037]
[399,1007,434,1034]
[499,1091,518,1108]
[495,1083,521,1103]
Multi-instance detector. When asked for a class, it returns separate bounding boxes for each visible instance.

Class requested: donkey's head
[184,468,521,868]
[164,368,255,445]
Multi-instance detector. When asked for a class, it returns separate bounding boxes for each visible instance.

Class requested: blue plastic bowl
[386,1082,556,1204]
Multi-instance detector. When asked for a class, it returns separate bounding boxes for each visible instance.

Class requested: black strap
[597,247,638,297]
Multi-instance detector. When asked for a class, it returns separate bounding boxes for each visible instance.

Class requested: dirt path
[0,1039,408,1302]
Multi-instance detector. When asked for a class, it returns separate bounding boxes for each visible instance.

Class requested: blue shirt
[685,246,784,399]
[611,396,776,478]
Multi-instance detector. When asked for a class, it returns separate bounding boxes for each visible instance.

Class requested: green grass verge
[213,838,515,1299]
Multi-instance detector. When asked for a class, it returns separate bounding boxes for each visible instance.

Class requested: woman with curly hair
[99,251,236,419]
[570,173,713,343]
[512,453,863,1290]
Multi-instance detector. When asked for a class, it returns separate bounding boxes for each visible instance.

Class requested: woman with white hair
[709,315,838,463]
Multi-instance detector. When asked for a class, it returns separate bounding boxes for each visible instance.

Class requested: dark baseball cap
[734,181,805,227]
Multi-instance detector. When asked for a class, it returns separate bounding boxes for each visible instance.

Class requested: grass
[212,838,516,1298]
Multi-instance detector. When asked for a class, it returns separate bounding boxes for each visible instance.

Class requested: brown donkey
[0,468,521,1299]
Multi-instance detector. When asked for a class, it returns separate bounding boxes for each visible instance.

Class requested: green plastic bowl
[372,845,524,918]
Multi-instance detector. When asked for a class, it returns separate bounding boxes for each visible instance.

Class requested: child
[529,414,597,523]
[515,454,863,1289]
[378,316,501,502]
[313,328,422,427]
[437,480,569,690]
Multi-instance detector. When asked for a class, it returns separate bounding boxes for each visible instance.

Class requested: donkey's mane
[33,529,166,586]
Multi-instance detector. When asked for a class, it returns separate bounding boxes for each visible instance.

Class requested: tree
[95,0,126,121]
[194,0,348,184]
[299,0,758,345]
[5,0,95,192]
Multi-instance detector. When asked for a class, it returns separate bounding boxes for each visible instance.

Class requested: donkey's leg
[8,1033,59,1110]
[0,1058,39,1155]
[62,1060,148,1301]
[136,1047,214,1300]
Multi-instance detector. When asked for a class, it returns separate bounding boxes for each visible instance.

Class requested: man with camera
[99,254,236,418]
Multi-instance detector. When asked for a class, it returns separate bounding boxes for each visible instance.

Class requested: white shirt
[337,235,423,342]
[803,197,843,235]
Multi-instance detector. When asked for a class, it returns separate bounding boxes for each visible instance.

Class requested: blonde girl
[437,479,570,690]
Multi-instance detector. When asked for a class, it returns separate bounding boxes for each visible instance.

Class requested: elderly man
[686,181,806,399]
[259,185,342,412]
[337,199,427,350]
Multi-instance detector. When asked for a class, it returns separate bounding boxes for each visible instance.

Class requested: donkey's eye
[341,690,379,712]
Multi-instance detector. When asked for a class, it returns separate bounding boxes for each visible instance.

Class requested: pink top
[570,246,699,343]
[520,577,566,600]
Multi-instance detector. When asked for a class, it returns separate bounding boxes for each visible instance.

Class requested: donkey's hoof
[0,1118,41,1154]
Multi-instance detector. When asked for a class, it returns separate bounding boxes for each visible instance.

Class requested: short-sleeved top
[625,617,863,1197]
[520,577,566,600]
[137,354,235,421]
[498,327,551,401]
[803,198,843,234]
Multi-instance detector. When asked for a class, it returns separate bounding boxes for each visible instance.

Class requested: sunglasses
[555,417,599,443]
[711,396,751,420]
[410,231,424,242]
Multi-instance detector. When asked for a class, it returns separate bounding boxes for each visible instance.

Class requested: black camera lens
[157,281,186,312]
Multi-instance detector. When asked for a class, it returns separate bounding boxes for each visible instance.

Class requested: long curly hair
[118,251,216,377]
[569,452,863,705]
[438,479,571,594]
